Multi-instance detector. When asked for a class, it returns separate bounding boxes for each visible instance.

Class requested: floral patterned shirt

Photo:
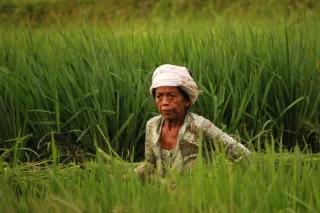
[136,112,251,177]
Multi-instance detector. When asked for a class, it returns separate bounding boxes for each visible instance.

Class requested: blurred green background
[0,0,319,27]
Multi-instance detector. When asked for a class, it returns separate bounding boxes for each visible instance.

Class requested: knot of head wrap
[150,64,199,105]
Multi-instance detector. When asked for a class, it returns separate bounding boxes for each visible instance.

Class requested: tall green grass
[0,21,320,161]
[1,147,320,212]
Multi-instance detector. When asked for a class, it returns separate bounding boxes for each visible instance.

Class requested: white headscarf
[150,64,199,104]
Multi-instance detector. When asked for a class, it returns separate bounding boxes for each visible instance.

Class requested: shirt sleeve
[144,121,157,166]
[202,119,251,161]
[134,121,156,177]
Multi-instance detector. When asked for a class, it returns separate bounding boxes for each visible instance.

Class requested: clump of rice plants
[0,9,319,212]
[1,21,319,161]
[1,145,320,212]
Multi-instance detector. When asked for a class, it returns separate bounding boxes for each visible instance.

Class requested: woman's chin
[160,113,175,120]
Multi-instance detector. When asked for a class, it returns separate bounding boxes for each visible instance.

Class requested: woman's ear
[185,100,191,109]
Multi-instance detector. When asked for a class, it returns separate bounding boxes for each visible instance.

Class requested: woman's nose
[161,96,170,105]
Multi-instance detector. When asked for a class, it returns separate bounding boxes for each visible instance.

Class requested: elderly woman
[135,64,250,178]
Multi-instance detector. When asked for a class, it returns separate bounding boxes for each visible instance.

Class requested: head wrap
[150,64,199,104]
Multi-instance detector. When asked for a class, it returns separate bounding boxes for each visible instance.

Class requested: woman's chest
[160,128,179,150]
[152,126,201,159]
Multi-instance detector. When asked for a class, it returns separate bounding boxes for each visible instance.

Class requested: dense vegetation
[1,150,320,212]
[1,22,320,162]
[0,1,320,211]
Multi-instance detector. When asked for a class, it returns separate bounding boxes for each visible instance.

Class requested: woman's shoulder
[187,112,223,135]
[146,114,162,127]
[188,112,213,127]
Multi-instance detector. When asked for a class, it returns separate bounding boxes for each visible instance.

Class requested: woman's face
[154,86,191,121]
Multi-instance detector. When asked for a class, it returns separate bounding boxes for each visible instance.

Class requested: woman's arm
[202,119,251,161]
[144,121,157,165]
[134,121,156,178]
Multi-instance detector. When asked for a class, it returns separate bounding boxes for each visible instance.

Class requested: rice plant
[1,145,320,212]
[1,21,319,162]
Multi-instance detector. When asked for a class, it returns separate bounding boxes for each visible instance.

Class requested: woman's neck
[163,116,185,130]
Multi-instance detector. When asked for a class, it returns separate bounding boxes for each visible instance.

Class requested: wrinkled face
[154,86,191,121]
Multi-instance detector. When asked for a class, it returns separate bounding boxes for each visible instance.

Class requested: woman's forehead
[155,86,180,93]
